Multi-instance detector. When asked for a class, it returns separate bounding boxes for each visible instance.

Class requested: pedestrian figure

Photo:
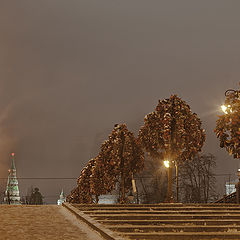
[7,190,11,204]
[30,187,43,205]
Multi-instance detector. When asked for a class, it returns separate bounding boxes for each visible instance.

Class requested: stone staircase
[67,203,240,240]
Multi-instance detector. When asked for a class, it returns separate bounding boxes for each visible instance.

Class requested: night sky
[0,1,240,202]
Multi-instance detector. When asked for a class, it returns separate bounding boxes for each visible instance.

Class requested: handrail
[215,191,236,203]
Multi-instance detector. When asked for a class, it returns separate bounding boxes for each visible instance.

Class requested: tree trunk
[176,163,179,202]
[120,131,125,203]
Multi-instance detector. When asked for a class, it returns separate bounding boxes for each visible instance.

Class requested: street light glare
[221,105,227,114]
[221,104,232,114]
[164,160,170,168]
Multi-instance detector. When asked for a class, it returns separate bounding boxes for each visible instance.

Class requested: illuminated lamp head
[164,160,170,168]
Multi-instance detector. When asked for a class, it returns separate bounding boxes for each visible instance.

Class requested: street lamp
[163,160,179,202]
[164,160,170,168]
[220,87,240,202]
[221,105,232,114]
[224,89,239,98]
[163,159,174,203]
[221,89,240,114]
[163,160,179,203]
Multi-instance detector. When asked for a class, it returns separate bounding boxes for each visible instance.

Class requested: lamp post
[221,89,239,114]
[164,160,179,203]
[220,87,240,203]
[164,159,179,203]
[164,160,173,202]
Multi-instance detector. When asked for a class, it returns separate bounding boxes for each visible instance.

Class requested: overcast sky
[0,0,240,202]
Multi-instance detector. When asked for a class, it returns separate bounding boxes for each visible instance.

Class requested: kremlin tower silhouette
[3,153,21,204]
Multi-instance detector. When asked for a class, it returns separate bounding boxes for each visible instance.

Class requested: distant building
[98,194,118,204]
[225,179,238,195]
[57,189,66,205]
[3,153,21,205]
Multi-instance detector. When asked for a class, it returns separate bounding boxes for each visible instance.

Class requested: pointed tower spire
[57,189,66,205]
[4,152,21,205]
[11,152,16,170]
[60,189,64,197]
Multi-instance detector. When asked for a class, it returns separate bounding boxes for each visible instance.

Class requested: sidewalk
[0,205,105,240]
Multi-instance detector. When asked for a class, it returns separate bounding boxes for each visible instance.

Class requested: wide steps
[123,232,240,240]
[83,210,240,215]
[89,214,240,220]
[71,203,240,239]
[108,225,240,232]
[99,219,240,226]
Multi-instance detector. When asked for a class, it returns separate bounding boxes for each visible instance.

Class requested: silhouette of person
[30,187,43,205]
[7,190,11,204]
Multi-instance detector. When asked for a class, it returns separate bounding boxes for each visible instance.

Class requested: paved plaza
[0,205,104,240]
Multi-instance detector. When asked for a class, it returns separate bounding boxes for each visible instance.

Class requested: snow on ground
[0,205,105,240]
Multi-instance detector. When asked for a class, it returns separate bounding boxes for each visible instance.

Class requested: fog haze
[0,0,240,201]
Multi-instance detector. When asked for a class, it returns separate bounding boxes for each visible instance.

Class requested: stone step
[73,203,240,208]
[108,225,240,233]
[91,214,240,220]
[123,232,240,240]
[77,206,240,211]
[99,219,240,226]
[83,210,240,215]
[68,204,240,240]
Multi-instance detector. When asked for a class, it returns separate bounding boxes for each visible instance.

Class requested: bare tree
[136,155,168,203]
[177,153,216,203]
